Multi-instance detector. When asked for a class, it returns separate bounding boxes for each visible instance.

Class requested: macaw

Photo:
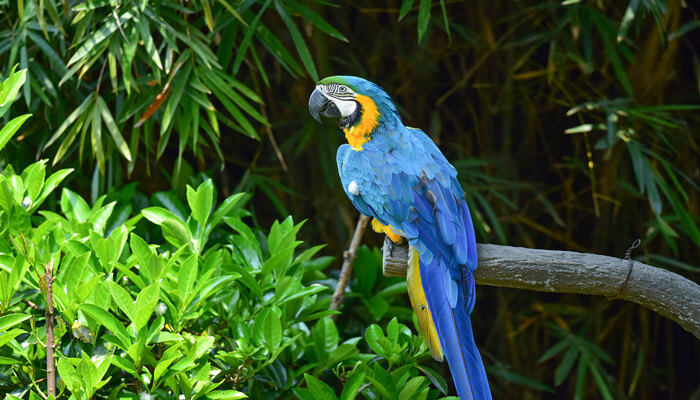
[309,76,492,399]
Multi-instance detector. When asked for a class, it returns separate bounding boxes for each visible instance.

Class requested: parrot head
[308,76,399,134]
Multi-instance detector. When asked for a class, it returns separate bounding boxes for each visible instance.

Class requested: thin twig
[22,299,40,310]
[261,108,288,171]
[45,259,56,397]
[330,215,370,316]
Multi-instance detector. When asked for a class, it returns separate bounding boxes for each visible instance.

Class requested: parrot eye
[339,86,347,93]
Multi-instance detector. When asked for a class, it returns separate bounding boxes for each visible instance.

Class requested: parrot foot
[382,236,409,277]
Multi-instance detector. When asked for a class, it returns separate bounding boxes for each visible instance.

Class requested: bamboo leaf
[274,0,318,81]
[201,0,215,31]
[97,96,132,162]
[286,0,347,42]
[45,93,94,149]
[135,17,163,70]
[417,0,431,42]
[91,99,105,172]
[617,0,639,42]
[67,12,134,67]
[232,0,271,74]
[399,0,415,20]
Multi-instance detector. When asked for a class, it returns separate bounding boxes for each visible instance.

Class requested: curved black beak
[309,88,341,123]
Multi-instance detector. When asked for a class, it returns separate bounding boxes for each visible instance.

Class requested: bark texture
[382,238,700,338]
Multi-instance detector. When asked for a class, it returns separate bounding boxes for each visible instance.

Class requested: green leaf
[415,365,448,395]
[57,358,81,393]
[178,255,198,306]
[210,193,245,229]
[0,313,30,332]
[365,324,390,358]
[45,93,94,149]
[617,0,639,42]
[439,0,450,40]
[0,114,31,152]
[29,168,73,210]
[21,160,46,202]
[584,354,614,400]
[339,368,366,400]
[398,376,425,400]
[142,207,183,225]
[162,218,193,249]
[312,317,339,361]
[0,66,27,119]
[303,374,338,400]
[590,10,632,95]
[668,20,700,41]
[232,0,271,74]
[274,1,318,81]
[285,0,347,42]
[134,282,160,331]
[538,339,569,363]
[417,0,431,42]
[107,279,136,321]
[61,188,91,223]
[152,191,188,221]
[67,12,134,66]
[80,303,130,349]
[97,96,132,161]
[399,0,416,20]
[0,329,25,348]
[80,351,99,391]
[187,179,214,225]
[161,61,192,135]
[206,390,248,399]
[135,17,162,69]
[292,388,316,400]
[261,309,282,352]
[486,365,554,393]
[0,177,14,214]
[91,99,105,172]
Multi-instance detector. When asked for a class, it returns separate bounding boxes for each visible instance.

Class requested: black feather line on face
[340,100,363,129]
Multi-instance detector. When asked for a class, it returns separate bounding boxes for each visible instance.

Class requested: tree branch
[382,238,700,338]
[330,215,371,316]
[44,259,56,397]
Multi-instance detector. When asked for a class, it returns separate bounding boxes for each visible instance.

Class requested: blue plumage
[327,76,492,399]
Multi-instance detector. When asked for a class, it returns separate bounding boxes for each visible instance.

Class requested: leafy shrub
[0,72,468,398]
[0,159,464,399]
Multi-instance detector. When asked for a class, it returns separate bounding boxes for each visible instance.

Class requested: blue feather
[419,249,491,400]
[333,78,492,399]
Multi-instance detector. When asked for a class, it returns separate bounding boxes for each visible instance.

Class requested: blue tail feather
[421,257,492,400]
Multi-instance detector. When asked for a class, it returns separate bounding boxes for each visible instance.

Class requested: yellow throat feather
[343,94,380,151]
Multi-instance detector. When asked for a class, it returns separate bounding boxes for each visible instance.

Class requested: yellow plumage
[371,218,403,244]
[406,247,444,361]
[343,94,380,151]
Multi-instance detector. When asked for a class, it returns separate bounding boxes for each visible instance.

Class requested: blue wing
[337,127,491,399]
[337,128,477,306]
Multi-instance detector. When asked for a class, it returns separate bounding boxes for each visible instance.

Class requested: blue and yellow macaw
[309,76,492,399]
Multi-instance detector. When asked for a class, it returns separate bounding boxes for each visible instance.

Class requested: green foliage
[0,2,697,399]
[0,78,462,399]
[0,67,30,152]
[0,161,472,399]
[0,0,345,174]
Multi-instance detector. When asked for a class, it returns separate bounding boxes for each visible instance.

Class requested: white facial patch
[348,181,360,196]
[334,98,357,118]
[317,84,358,118]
